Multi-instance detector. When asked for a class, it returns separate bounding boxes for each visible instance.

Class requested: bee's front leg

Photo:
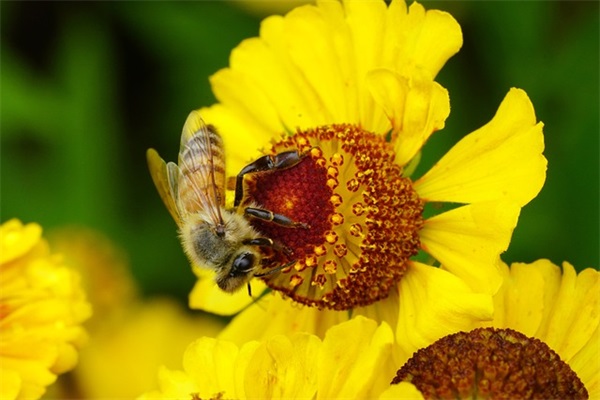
[242,237,293,257]
[244,207,309,229]
[234,150,308,207]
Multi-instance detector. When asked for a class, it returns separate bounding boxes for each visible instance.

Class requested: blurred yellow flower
[44,227,227,399]
[181,0,545,354]
[381,259,599,399]
[0,219,91,400]
[139,316,394,399]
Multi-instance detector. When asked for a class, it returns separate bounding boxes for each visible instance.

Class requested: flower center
[244,124,424,310]
[391,328,588,399]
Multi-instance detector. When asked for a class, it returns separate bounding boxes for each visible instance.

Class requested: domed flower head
[0,219,92,400]
[381,260,599,399]
[139,316,395,399]
[184,0,546,345]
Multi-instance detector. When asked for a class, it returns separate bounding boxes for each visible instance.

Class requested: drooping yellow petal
[242,334,320,399]
[414,88,546,206]
[367,67,450,166]
[317,317,394,399]
[395,262,494,363]
[419,201,519,294]
[188,268,267,316]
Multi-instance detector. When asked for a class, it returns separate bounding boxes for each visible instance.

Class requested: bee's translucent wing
[176,111,225,226]
[147,148,184,226]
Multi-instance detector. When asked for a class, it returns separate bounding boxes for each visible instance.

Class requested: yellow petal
[317,317,394,398]
[199,104,274,177]
[414,88,546,206]
[182,338,239,397]
[218,294,349,345]
[491,260,552,336]
[379,381,425,400]
[419,201,519,294]
[0,219,42,264]
[367,68,449,166]
[242,334,320,399]
[395,262,494,362]
[0,368,21,400]
[540,262,600,361]
[397,2,463,78]
[569,324,600,399]
[188,269,267,316]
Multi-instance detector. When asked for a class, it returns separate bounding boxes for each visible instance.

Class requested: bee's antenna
[253,259,297,278]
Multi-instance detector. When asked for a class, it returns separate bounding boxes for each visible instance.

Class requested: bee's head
[216,251,258,293]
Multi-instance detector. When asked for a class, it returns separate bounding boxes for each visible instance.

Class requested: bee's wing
[176,111,225,226]
[147,148,184,226]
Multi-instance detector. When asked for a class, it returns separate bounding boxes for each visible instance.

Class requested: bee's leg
[243,237,293,257]
[234,150,308,207]
[244,207,310,229]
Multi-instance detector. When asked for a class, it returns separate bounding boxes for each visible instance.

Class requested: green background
[2,1,598,301]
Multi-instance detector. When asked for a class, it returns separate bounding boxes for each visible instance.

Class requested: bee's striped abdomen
[178,117,227,215]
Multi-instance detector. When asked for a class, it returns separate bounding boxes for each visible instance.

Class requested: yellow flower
[0,219,92,400]
[491,260,600,398]
[139,316,394,399]
[181,0,545,352]
[43,227,227,399]
[381,260,599,399]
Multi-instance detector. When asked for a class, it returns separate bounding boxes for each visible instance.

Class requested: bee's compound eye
[231,253,255,276]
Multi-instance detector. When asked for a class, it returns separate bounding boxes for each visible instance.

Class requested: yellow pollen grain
[305,255,318,268]
[325,231,338,244]
[289,275,303,288]
[327,166,339,178]
[314,245,327,256]
[315,157,327,168]
[330,194,342,207]
[327,178,339,190]
[310,147,323,158]
[330,153,344,166]
[323,260,337,273]
[330,213,344,225]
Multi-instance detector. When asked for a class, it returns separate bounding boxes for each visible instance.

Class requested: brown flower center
[391,327,588,399]
[244,124,424,310]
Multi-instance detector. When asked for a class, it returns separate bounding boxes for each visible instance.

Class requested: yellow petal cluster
[490,259,600,398]
[140,316,394,399]
[0,219,92,400]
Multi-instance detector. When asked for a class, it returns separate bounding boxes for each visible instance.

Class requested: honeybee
[147,111,308,293]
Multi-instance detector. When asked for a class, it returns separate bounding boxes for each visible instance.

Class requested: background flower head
[0,219,91,400]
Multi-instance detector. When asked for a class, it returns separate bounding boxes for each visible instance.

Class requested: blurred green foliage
[1,1,598,301]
